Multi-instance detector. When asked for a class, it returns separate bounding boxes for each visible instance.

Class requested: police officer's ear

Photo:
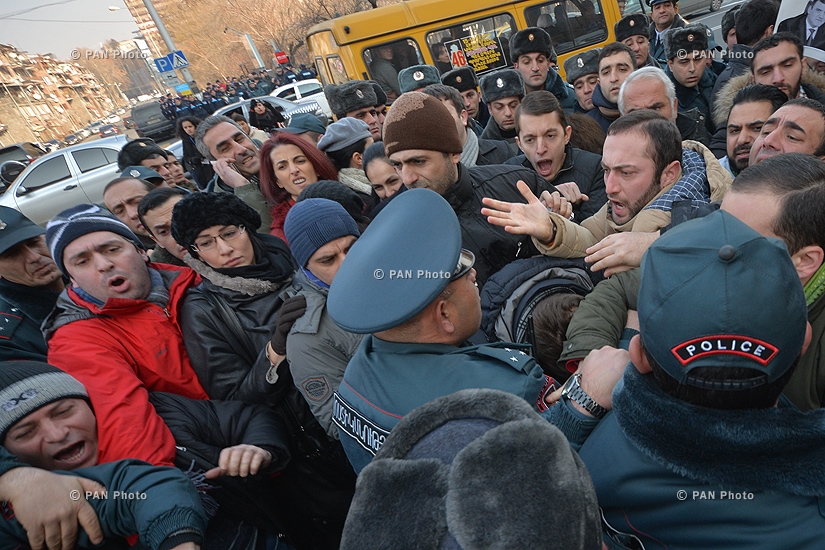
[629,335,652,374]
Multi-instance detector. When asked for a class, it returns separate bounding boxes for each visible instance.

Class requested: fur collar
[183,253,283,296]
[338,168,373,195]
[713,70,825,126]
[614,368,825,496]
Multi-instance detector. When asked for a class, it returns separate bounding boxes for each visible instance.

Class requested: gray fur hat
[325,81,378,119]
[369,80,388,106]
[340,388,602,550]
[509,27,556,62]
[398,65,441,93]
[479,69,526,104]
[564,48,601,84]
[663,24,708,60]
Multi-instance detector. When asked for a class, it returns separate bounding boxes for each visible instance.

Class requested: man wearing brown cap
[382,91,567,286]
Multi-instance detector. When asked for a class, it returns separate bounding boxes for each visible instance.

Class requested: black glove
[270,295,307,355]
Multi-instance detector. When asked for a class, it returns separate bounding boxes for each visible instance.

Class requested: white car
[106,114,122,124]
[271,79,332,121]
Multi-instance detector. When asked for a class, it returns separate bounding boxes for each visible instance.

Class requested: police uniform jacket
[0,278,60,362]
[579,367,825,550]
[441,162,555,287]
[667,66,717,134]
[648,14,688,64]
[505,143,606,222]
[333,337,599,473]
[543,68,578,112]
[480,117,521,157]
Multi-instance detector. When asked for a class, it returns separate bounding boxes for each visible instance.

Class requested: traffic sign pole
[141,0,199,94]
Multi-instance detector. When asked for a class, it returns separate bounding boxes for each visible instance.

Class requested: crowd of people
[1,0,825,548]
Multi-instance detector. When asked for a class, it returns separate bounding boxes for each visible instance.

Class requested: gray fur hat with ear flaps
[340,388,603,550]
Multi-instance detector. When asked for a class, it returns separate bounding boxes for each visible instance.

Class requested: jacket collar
[613,367,825,496]
[442,163,474,210]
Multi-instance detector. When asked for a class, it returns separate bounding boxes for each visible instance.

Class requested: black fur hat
[170,192,261,255]
[509,27,556,62]
[615,14,650,42]
[341,388,602,550]
[325,81,378,119]
[441,66,478,93]
[479,69,526,104]
[663,24,708,60]
[369,80,388,106]
[117,138,167,170]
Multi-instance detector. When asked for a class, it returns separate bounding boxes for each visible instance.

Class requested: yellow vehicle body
[307,0,622,87]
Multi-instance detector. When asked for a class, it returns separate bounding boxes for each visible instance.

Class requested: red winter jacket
[43,264,209,466]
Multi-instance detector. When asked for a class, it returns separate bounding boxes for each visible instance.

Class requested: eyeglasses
[191,225,246,252]
[451,249,475,280]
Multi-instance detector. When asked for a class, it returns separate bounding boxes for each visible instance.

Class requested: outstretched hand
[482,180,569,243]
[205,444,272,479]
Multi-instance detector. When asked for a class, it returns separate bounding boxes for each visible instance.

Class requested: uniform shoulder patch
[302,376,331,401]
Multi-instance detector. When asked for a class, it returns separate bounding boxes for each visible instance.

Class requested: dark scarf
[185,233,295,296]
[614,367,825,496]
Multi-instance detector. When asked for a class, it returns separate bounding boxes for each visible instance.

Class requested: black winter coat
[477,138,515,165]
[445,163,556,287]
[505,143,606,222]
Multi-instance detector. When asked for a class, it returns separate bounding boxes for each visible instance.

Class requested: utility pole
[141,0,199,93]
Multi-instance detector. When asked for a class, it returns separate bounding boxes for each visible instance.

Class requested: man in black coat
[383,92,568,287]
[505,91,606,222]
[779,0,825,50]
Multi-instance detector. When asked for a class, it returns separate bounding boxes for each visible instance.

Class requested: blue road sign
[154,50,189,73]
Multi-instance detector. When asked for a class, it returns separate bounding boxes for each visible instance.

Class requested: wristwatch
[560,373,607,419]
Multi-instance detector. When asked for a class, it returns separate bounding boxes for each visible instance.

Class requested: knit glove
[270,295,307,355]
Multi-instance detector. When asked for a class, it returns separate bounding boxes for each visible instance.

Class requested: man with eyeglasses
[41,204,209,467]
[327,188,625,474]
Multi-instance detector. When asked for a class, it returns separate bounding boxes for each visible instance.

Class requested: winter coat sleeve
[149,392,290,472]
[559,269,641,366]
[0,459,206,550]
[47,330,179,466]
[235,183,274,230]
[533,208,605,258]
[287,319,360,439]
[178,290,280,404]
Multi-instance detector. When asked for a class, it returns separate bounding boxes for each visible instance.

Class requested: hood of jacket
[42,264,199,342]
[614,367,825,496]
[590,84,618,111]
[713,69,825,127]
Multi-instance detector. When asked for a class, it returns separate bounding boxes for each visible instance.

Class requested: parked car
[99,124,119,137]
[78,128,92,139]
[43,139,62,153]
[214,95,326,129]
[270,79,332,121]
[106,114,121,124]
[131,101,176,141]
[0,135,129,225]
[63,133,81,146]
[0,143,48,190]
[123,115,134,130]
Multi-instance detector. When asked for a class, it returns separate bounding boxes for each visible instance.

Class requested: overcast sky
[0,0,142,60]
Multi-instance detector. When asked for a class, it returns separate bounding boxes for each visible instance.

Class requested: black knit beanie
[171,192,262,256]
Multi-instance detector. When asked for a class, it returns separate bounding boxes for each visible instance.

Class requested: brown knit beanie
[383,92,464,157]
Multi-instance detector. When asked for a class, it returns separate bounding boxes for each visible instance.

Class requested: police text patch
[332,393,391,456]
[672,335,778,366]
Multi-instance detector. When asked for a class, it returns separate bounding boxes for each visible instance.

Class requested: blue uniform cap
[328,188,462,334]
[639,210,807,389]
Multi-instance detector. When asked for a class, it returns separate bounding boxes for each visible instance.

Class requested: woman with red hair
[259,132,338,242]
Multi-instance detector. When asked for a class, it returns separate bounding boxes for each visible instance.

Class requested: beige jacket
[535,140,731,258]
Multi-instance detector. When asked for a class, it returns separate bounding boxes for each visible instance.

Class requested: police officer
[508,27,576,111]
[0,207,64,362]
[326,188,622,473]
[442,66,490,134]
